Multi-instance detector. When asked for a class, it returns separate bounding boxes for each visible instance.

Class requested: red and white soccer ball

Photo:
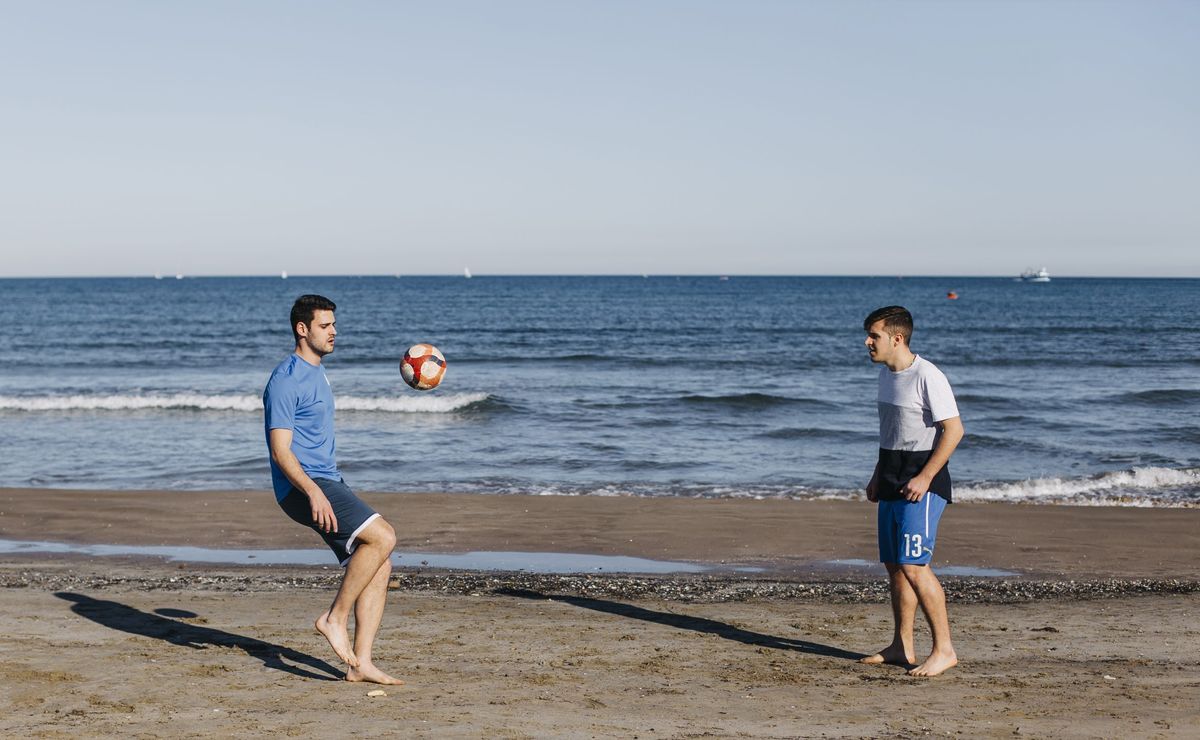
[400,344,446,391]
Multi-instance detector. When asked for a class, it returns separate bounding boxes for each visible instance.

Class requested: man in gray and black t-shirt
[860,305,964,677]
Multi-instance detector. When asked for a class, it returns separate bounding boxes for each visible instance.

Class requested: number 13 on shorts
[878,496,946,565]
[903,533,925,559]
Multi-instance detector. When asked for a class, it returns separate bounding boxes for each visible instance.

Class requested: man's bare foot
[909,650,957,677]
[859,644,915,666]
[346,661,405,685]
[315,611,359,667]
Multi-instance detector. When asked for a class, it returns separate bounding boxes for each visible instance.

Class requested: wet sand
[4,487,1200,578]
[2,488,1199,737]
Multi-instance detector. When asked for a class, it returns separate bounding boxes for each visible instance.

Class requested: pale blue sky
[3,1,1197,277]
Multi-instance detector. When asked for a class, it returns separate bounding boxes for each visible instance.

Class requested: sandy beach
[2,488,1198,737]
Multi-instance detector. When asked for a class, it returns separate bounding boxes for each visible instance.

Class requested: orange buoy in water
[947,291,958,300]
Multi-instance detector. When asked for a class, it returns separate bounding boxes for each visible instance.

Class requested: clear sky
[3,1,1197,277]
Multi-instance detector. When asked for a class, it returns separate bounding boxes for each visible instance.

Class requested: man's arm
[900,416,964,502]
[866,460,881,502]
[269,428,338,533]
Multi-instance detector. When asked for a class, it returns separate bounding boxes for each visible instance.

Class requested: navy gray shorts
[279,477,380,566]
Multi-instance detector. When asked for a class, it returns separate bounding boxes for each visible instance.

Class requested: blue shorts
[279,477,380,567]
[878,494,948,565]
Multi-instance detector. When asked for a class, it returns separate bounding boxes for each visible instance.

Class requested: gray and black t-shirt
[876,355,959,502]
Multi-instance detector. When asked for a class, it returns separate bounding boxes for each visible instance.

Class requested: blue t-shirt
[263,354,340,501]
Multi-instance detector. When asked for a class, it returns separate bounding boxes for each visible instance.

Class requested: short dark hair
[863,305,913,344]
[291,294,336,344]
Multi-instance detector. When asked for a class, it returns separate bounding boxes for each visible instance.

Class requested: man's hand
[900,474,930,502]
[865,477,879,502]
[307,488,338,533]
[900,416,962,503]
[269,428,338,532]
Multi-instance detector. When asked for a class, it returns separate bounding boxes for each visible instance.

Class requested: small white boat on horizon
[1019,267,1051,282]
[464,267,472,279]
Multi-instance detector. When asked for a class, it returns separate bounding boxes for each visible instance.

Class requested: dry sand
[2,488,1198,738]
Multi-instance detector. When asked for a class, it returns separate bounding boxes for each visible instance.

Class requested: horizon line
[1,272,1197,281]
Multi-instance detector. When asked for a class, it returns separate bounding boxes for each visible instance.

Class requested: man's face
[299,310,337,356]
[864,320,900,364]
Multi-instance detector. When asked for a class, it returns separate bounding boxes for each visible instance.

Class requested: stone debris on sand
[3,567,1198,604]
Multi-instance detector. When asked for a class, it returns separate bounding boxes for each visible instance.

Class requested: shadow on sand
[499,588,863,660]
[55,592,342,681]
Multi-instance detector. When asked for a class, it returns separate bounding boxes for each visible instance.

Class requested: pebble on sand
[367,689,388,697]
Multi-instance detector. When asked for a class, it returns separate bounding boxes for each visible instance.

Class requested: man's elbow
[941,417,964,440]
[269,444,289,465]
[947,418,965,441]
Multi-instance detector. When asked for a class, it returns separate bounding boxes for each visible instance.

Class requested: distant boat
[154,273,163,280]
[175,273,184,280]
[464,267,472,279]
[1019,267,1051,282]
[281,270,288,280]
[947,291,959,300]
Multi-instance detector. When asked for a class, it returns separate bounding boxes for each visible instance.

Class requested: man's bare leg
[346,557,405,685]
[860,562,917,666]
[900,563,957,677]
[315,517,396,668]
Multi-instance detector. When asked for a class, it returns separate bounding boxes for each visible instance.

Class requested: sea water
[2,275,1197,506]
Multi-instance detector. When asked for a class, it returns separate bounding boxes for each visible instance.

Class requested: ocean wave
[1112,389,1200,406]
[485,483,856,500]
[960,434,1051,453]
[0,392,492,414]
[958,467,1200,507]
[677,392,836,410]
[954,393,1017,406]
[954,394,1075,413]
[456,353,614,364]
[336,393,492,413]
[756,428,874,442]
[420,468,1200,507]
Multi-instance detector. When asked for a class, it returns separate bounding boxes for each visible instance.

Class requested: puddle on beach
[0,538,761,575]
[817,558,1018,577]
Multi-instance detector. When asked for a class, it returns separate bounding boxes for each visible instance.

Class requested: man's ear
[295,321,308,339]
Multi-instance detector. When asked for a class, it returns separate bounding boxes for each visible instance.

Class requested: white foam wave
[958,467,1200,506]
[0,392,490,414]
[336,393,489,413]
[505,470,1200,507]
[0,393,262,412]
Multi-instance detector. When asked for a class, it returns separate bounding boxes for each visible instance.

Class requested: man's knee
[361,517,397,551]
[898,563,931,583]
[376,519,397,551]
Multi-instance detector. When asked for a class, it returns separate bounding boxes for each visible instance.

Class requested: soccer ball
[400,344,446,391]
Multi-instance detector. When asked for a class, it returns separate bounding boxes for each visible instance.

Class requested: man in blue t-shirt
[859,305,963,678]
[263,294,402,685]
